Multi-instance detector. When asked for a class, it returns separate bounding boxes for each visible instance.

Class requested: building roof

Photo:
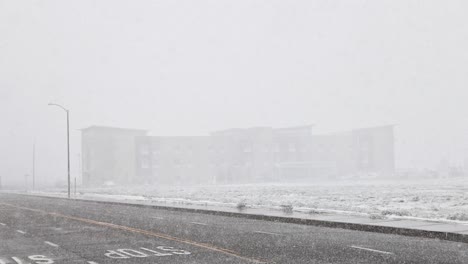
[275,125,314,131]
[313,124,395,136]
[211,125,314,135]
[80,125,148,133]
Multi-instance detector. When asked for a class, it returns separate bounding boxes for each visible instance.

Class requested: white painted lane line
[190,222,208,226]
[254,231,281,236]
[87,262,99,264]
[16,230,26,234]
[0,222,6,226]
[44,241,59,247]
[152,217,163,220]
[350,246,394,255]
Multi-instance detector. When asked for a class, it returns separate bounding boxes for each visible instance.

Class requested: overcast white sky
[1,0,467,185]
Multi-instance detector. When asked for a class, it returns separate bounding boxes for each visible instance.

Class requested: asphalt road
[1,193,468,264]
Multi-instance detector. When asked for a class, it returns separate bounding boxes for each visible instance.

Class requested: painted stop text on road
[0,255,54,264]
[105,246,191,260]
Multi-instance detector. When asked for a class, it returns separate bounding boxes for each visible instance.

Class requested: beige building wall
[81,126,147,186]
[311,125,395,177]
[135,136,213,185]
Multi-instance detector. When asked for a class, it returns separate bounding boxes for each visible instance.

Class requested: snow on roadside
[29,178,468,223]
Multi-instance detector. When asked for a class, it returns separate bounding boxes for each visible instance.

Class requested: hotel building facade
[82,125,395,186]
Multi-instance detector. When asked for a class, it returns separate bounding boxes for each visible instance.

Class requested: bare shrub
[381,209,412,217]
[280,204,293,214]
[447,213,468,221]
[236,201,247,211]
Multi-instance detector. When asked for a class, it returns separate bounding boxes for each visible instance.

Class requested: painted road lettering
[104,251,129,259]
[140,247,171,256]
[0,255,54,264]
[28,256,54,264]
[156,246,191,255]
[116,249,147,258]
[105,246,190,260]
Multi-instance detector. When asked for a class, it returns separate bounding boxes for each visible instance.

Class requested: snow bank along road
[1,194,468,264]
[52,179,468,222]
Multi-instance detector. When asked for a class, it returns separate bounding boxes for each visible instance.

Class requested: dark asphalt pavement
[1,193,468,263]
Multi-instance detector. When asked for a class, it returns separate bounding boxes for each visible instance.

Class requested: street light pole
[48,103,71,199]
[32,141,35,190]
[66,109,70,198]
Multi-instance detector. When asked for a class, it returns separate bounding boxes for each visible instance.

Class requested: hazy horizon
[1,0,468,185]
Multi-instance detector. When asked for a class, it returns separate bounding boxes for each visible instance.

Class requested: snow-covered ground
[33,178,468,223]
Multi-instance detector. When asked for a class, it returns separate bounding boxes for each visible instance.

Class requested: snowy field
[34,178,468,223]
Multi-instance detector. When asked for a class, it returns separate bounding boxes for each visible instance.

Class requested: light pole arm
[48,103,69,113]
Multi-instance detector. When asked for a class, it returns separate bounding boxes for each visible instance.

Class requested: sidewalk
[5,191,468,243]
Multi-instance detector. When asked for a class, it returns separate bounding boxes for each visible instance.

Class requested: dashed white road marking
[254,231,281,236]
[190,222,208,226]
[0,202,268,264]
[16,230,26,234]
[0,222,6,226]
[350,245,394,255]
[87,262,99,264]
[152,216,163,220]
[44,241,59,247]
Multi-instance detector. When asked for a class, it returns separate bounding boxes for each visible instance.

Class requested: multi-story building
[310,125,395,178]
[210,126,315,183]
[81,125,395,186]
[135,136,212,185]
[81,126,147,187]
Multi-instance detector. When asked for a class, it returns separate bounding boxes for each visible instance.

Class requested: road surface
[0,193,467,263]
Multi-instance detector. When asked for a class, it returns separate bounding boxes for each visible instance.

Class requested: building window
[288,143,296,152]
[140,145,150,155]
[152,149,160,156]
[141,158,149,169]
[152,156,159,168]
[273,145,280,153]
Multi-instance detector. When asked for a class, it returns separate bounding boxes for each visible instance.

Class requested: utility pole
[24,174,29,192]
[77,153,82,187]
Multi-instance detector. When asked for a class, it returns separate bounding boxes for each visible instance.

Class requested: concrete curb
[7,192,468,244]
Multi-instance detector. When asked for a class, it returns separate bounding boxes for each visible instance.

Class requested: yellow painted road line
[0,202,269,263]
[254,231,281,236]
